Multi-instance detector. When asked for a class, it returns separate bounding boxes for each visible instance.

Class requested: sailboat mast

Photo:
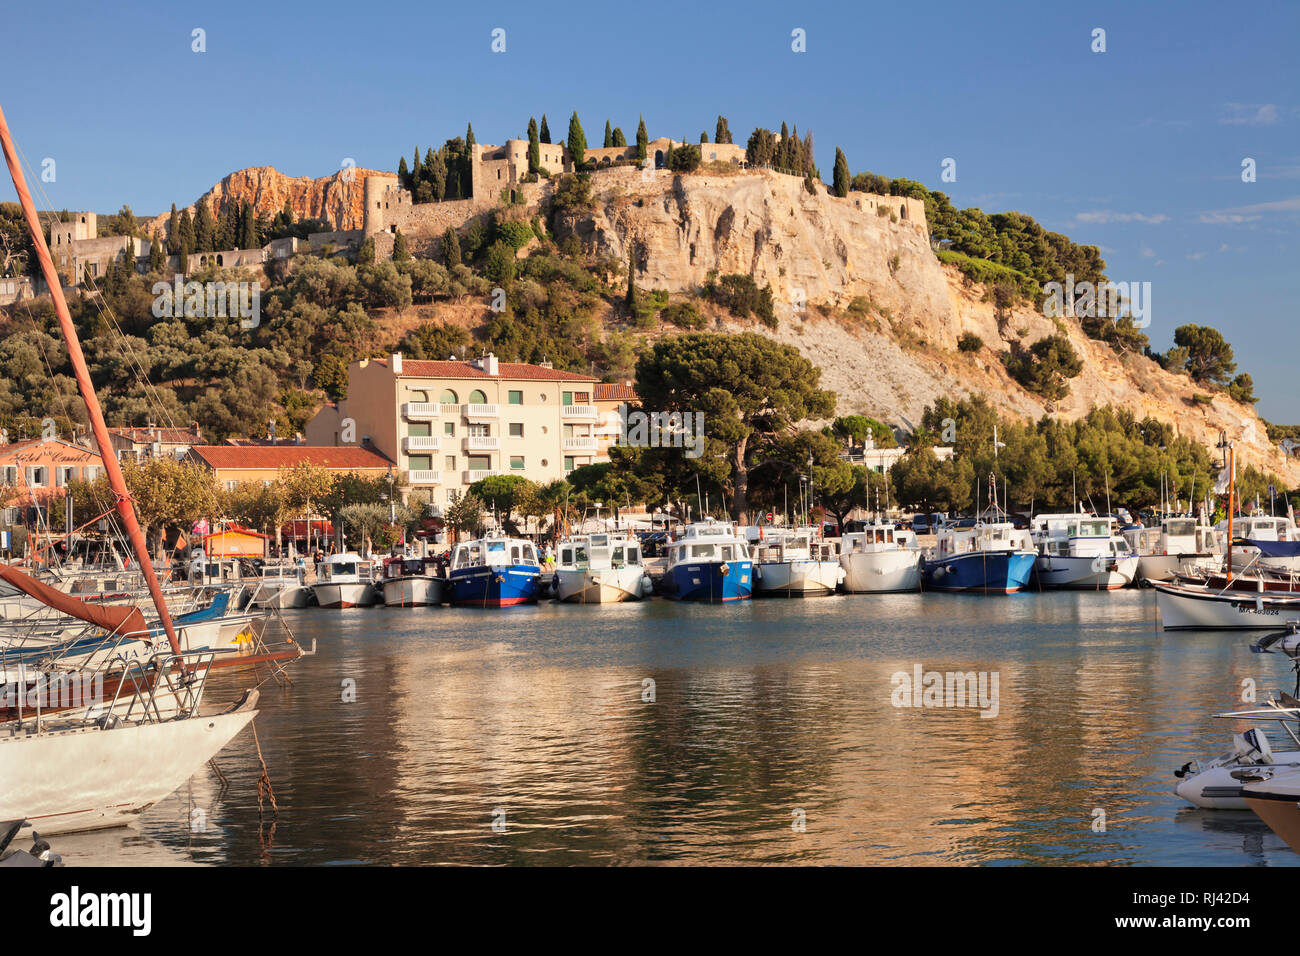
[0,102,182,656]
[1226,445,1235,581]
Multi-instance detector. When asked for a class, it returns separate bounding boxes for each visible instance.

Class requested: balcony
[561,404,598,420]
[403,436,442,452]
[439,402,460,416]
[402,402,440,420]
[464,403,499,419]
[408,469,442,485]
[464,435,500,451]
[562,436,597,451]
[464,469,501,484]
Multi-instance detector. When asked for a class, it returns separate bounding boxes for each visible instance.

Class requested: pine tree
[527,117,540,173]
[539,114,551,144]
[715,116,732,145]
[604,120,613,148]
[832,147,850,197]
[612,127,627,148]
[636,116,648,161]
[442,226,462,266]
[567,111,587,166]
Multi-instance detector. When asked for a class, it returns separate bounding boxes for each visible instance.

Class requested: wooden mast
[1226,443,1235,582]
[0,102,182,656]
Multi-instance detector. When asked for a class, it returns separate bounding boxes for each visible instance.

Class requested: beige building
[305,353,604,504]
[185,444,393,491]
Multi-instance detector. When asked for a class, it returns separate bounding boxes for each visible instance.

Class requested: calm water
[55,591,1300,866]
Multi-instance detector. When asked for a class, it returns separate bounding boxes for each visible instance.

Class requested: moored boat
[381,554,445,607]
[1123,515,1223,584]
[661,519,753,603]
[448,537,542,607]
[553,533,652,603]
[250,561,314,609]
[313,552,378,608]
[923,520,1037,593]
[1031,513,1138,590]
[749,528,842,597]
[838,521,923,593]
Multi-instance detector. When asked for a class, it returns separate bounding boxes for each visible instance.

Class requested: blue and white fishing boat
[923,519,1037,593]
[661,519,753,602]
[448,536,542,607]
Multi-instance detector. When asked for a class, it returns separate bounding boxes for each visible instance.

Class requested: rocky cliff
[554,166,1299,484]
[143,165,386,237]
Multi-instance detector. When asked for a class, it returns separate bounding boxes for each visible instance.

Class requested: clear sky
[2,0,1296,419]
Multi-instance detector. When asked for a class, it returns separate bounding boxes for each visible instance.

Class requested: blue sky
[3,0,1296,419]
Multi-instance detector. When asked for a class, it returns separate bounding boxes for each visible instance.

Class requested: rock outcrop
[143,165,386,236]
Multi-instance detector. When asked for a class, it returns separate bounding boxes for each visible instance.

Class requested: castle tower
[363,174,399,236]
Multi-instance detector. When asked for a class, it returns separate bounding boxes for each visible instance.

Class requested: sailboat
[0,102,264,833]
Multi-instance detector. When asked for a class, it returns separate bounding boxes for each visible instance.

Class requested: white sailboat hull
[251,583,313,609]
[0,691,259,834]
[1034,554,1138,589]
[554,566,650,603]
[1175,754,1300,810]
[840,550,923,593]
[1154,582,1300,630]
[754,560,842,596]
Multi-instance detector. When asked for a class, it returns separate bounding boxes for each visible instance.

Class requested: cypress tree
[238,201,256,250]
[148,229,164,272]
[430,151,448,201]
[604,120,613,148]
[194,202,215,252]
[612,127,627,148]
[178,208,195,259]
[166,203,179,255]
[715,115,731,144]
[393,227,410,262]
[442,226,461,267]
[539,114,551,144]
[778,122,791,169]
[466,123,476,148]
[567,111,586,166]
[832,147,850,197]
[625,242,636,309]
[527,117,540,173]
[216,203,237,250]
[700,131,708,143]
[411,146,420,189]
[397,155,409,189]
[636,116,648,161]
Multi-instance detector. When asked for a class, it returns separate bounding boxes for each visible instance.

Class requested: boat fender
[719,563,730,577]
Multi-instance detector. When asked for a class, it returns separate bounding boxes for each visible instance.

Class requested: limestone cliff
[553,166,1298,484]
[143,165,386,237]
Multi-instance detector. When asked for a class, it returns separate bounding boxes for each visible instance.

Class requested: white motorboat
[313,552,378,608]
[1219,514,1300,574]
[838,521,923,593]
[1174,699,1300,809]
[1031,513,1139,589]
[250,562,314,609]
[1240,765,1300,852]
[553,533,652,603]
[748,527,842,597]
[381,555,445,607]
[1124,515,1223,584]
[1154,577,1300,630]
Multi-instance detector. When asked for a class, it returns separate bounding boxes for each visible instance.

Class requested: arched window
[469,389,487,404]
[899,204,908,220]
[409,389,429,402]
[216,254,224,266]
[440,389,458,404]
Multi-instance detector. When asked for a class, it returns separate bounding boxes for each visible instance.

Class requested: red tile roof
[594,383,638,402]
[0,438,101,463]
[390,358,596,383]
[187,445,393,471]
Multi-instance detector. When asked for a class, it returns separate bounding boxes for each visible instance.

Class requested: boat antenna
[0,102,182,656]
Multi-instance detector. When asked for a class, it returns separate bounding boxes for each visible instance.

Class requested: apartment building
[0,437,105,513]
[184,445,393,490]
[305,353,604,503]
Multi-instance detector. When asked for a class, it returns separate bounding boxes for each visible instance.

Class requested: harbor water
[54,590,1300,865]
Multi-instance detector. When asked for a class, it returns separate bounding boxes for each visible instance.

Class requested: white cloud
[1198,196,1300,224]
[1076,210,1169,225]
[1186,251,1206,260]
[1220,103,1280,125]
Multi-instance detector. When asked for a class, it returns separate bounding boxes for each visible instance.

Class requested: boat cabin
[841,523,918,554]
[936,521,1034,556]
[451,537,539,571]
[383,555,439,580]
[558,534,642,570]
[317,552,373,584]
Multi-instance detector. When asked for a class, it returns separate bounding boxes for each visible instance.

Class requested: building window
[562,391,573,406]
[409,422,432,438]
[409,389,429,402]
[508,422,523,438]
[468,455,491,471]
[445,455,456,470]
[508,390,523,405]
[510,456,525,470]
[469,389,487,404]
[409,455,432,471]
[564,456,575,472]
[443,422,455,436]
[440,389,458,404]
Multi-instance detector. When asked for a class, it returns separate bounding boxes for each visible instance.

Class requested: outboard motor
[1231,727,1274,765]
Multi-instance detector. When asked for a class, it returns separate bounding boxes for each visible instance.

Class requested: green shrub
[662,301,705,329]
[957,332,983,352]
[705,273,777,328]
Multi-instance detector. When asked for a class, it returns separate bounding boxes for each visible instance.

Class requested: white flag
[1212,467,1230,495]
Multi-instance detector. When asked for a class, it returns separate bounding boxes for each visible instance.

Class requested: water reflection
[76,591,1294,865]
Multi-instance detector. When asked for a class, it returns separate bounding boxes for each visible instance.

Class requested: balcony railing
[562,436,597,451]
[408,469,442,485]
[561,404,598,420]
[403,436,441,452]
[402,402,440,420]
[439,402,460,416]
[464,403,499,419]
[464,435,500,451]
[464,469,501,484]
